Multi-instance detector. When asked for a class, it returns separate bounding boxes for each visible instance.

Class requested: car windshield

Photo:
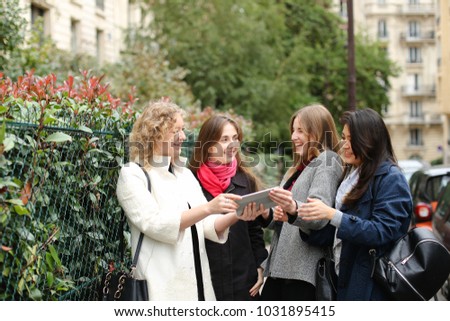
[419,175,450,201]
[435,183,450,220]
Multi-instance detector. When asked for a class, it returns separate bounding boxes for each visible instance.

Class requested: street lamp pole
[347,0,356,111]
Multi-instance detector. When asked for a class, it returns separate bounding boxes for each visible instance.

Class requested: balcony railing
[406,58,423,64]
[404,114,425,125]
[364,3,399,15]
[377,33,389,41]
[364,3,435,16]
[406,142,424,148]
[400,4,435,15]
[400,31,435,43]
[401,85,436,97]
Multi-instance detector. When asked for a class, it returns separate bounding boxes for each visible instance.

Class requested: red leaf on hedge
[1,245,12,252]
[20,181,32,205]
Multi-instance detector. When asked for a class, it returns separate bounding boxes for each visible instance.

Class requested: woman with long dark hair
[297,108,412,300]
[189,115,268,300]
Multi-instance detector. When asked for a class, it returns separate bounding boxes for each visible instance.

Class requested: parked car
[431,182,450,300]
[398,159,430,182]
[409,165,450,229]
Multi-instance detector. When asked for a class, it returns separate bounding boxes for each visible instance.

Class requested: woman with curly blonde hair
[116,99,250,301]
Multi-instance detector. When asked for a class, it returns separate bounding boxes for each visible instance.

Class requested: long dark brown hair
[341,108,397,208]
[188,115,262,190]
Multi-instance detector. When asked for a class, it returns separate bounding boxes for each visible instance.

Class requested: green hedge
[0,71,136,300]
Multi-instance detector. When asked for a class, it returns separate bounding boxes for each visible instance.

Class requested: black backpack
[370,227,450,300]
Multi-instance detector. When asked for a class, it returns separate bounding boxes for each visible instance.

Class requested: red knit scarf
[197,158,238,197]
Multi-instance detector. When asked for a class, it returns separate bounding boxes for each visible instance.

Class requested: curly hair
[129,99,184,166]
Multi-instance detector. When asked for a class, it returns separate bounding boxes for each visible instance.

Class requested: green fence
[0,111,196,301]
[1,119,125,300]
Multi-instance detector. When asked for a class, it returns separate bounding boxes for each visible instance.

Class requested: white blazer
[116,157,229,300]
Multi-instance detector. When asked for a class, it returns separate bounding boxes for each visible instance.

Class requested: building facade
[333,0,449,163]
[437,0,450,163]
[17,0,135,64]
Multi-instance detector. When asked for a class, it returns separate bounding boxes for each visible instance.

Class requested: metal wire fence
[1,111,195,301]
[1,120,124,300]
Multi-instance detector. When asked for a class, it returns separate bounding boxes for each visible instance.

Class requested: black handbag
[315,251,337,301]
[99,165,151,301]
[100,233,148,301]
[370,227,450,301]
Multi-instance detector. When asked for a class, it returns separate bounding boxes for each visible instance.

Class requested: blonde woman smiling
[116,99,255,300]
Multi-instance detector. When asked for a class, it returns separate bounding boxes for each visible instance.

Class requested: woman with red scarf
[189,115,268,301]
[260,104,343,300]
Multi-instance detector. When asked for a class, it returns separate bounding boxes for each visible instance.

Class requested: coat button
[350,216,357,221]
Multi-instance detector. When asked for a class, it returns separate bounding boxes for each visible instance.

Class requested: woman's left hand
[249,267,264,297]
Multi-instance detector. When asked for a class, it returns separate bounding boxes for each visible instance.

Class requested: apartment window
[409,0,419,4]
[71,20,80,53]
[96,29,105,64]
[378,0,386,4]
[378,19,388,38]
[413,74,419,90]
[410,128,423,146]
[409,21,420,37]
[338,1,347,18]
[407,73,420,91]
[96,0,105,10]
[409,101,422,118]
[408,47,421,63]
[31,4,48,43]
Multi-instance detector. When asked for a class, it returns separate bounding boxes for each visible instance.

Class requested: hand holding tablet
[236,188,278,216]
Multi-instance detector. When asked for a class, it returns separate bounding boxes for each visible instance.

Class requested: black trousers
[260,277,316,301]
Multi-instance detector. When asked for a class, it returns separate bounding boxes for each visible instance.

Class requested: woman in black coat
[189,115,268,300]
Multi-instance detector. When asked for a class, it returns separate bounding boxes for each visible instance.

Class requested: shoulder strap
[132,164,151,267]
[119,163,149,267]
[188,202,205,301]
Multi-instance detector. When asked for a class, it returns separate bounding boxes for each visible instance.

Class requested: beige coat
[116,158,228,300]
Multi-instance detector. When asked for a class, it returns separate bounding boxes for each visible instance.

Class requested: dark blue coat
[303,161,412,300]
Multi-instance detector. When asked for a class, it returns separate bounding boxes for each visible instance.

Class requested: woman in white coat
[116,99,255,300]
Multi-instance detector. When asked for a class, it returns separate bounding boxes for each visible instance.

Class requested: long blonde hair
[286,104,340,176]
[129,99,184,167]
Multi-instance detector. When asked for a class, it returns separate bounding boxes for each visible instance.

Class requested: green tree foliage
[138,0,398,142]
[0,0,26,69]
[102,31,196,111]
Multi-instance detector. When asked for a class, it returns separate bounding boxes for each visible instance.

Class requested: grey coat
[261,150,342,286]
